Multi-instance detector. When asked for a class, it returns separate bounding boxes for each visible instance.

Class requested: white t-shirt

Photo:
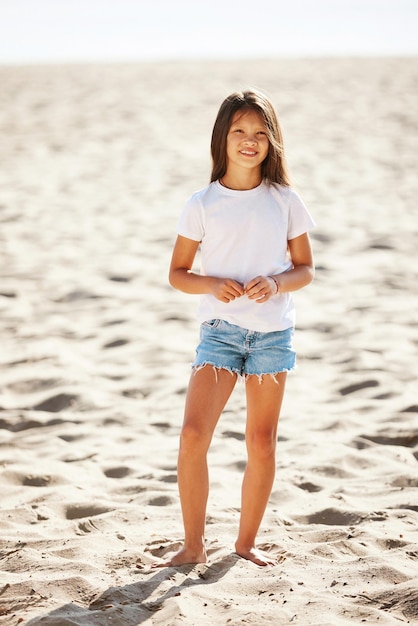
[176,180,315,332]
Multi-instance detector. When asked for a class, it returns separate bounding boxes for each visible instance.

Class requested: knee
[179,421,211,454]
[246,430,277,459]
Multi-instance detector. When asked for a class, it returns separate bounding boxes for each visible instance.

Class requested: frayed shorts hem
[192,361,295,384]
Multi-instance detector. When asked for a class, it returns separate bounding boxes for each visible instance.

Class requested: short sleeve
[176,193,205,242]
[287,189,316,240]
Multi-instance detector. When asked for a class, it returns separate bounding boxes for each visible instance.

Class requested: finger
[245,284,258,297]
[247,285,265,299]
[245,279,259,292]
[227,285,244,298]
[230,281,245,296]
[245,278,265,295]
[255,294,269,303]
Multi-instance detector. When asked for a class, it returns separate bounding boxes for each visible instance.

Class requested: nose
[243,133,257,144]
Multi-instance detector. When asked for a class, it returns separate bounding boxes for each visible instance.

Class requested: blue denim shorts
[192,319,296,380]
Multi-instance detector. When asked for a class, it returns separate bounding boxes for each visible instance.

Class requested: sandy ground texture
[0,58,417,625]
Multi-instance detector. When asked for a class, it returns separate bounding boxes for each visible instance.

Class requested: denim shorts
[192,319,296,380]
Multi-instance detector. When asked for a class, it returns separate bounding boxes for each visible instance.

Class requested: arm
[169,235,245,303]
[246,232,315,302]
[274,232,315,292]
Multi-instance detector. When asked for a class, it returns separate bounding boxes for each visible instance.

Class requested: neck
[220,169,262,191]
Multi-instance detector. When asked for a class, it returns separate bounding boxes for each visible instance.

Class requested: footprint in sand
[65,504,114,520]
[299,508,364,526]
[160,474,177,484]
[360,432,418,447]
[33,393,79,412]
[339,380,379,395]
[22,475,53,487]
[103,338,129,349]
[107,275,132,283]
[148,496,173,507]
[297,481,322,493]
[103,466,132,479]
[222,430,245,441]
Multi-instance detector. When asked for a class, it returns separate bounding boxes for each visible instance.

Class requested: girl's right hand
[211,278,244,303]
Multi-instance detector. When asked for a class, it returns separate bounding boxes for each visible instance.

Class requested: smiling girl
[163,89,315,567]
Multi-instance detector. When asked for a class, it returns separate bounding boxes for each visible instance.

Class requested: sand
[0,57,417,625]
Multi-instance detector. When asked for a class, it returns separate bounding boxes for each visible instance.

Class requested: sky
[0,0,417,64]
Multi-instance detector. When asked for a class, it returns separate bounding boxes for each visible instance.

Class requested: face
[226,109,270,174]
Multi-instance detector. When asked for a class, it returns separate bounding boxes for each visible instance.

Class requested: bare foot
[234,544,282,566]
[152,546,207,568]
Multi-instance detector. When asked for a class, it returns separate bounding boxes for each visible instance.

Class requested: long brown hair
[210,89,290,186]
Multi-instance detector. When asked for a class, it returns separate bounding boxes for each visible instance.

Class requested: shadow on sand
[24,553,240,625]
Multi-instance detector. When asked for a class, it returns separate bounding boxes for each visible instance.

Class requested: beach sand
[0,57,417,625]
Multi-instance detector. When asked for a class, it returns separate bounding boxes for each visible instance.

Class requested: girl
[164,89,315,567]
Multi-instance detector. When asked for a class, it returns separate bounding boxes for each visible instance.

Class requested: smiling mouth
[240,150,257,156]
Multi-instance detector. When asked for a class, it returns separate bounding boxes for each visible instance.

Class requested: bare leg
[235,372,287,566]
[154,366,237,567]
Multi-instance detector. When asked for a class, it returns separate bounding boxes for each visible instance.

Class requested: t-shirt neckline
[214,180,265,196]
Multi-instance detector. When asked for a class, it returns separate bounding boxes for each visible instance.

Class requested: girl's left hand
[245,276,277,302]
